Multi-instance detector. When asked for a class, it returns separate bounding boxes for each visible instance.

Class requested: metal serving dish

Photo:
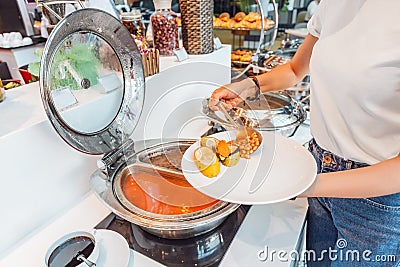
[203,92,306,137]
[284,81,310,104]
[92,140,239,239]
[39,9,239,239]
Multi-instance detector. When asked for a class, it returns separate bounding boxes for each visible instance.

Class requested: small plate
[95,229,130,267]
[181,131,317,204]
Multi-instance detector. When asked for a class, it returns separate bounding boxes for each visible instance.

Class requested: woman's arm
[300,155,400,198]
[257,33,318,93]
[209,34,319,110]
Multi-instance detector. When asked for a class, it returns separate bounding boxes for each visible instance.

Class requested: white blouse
[307,0,400,165]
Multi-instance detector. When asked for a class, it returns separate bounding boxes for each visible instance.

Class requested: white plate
[94,229,130,267]
[181,131,317,204]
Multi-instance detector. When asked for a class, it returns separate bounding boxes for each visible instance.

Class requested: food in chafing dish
[122,170,219,214]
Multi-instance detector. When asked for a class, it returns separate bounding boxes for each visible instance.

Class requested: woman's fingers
[226,98,243,107]
[209,86,239,110]
[208,97,220,111]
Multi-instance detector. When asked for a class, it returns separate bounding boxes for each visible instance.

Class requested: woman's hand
[208,78,258,111]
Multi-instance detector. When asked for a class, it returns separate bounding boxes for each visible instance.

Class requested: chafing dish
[203,92,306,137]
[92,140,239,239]
[39,8,239,239]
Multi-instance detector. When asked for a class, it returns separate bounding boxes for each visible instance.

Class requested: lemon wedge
[200,136,219,153]
[194,147,220,178]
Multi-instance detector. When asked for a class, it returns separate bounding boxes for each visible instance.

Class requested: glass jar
[121,9,146,39]
[150,0,179,56]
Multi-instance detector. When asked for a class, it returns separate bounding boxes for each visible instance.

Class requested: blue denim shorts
[306,138,400,267]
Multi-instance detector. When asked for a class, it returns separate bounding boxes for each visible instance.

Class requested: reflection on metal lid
[40,8,144,155]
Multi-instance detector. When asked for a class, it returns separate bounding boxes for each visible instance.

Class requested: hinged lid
[40,8,145,155]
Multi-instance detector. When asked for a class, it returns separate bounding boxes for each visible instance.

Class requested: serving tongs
[215,101,262,148]
[216,102,266,194]
[216,101,247,137]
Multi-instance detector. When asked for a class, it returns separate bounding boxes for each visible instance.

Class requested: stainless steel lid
[40,8,145,155]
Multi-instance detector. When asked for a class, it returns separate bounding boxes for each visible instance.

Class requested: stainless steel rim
[39,8,145,155]
[90,139,240,236]
[203,92,306,132]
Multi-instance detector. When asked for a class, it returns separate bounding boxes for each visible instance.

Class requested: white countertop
[0,189,308,267]
[0,82,45,138]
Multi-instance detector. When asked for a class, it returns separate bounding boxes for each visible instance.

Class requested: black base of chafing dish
[95,205,250,267]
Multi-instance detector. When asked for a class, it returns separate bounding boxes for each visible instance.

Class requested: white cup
[45,230,100,267]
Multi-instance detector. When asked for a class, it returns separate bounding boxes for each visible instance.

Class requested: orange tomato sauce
[122,172,219,215]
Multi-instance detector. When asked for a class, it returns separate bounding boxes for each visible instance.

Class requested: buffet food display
[231,49,292,73]
[213,11,275,30]
[231,49,253,64]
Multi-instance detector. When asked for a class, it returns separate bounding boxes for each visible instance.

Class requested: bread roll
[234,12,246,22]
[219,12,230,22]
[231,54,240,61]
[240,54,252,62]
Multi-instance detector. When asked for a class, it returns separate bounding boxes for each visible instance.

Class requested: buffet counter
[0,190,309,267]
[0,44,312,266]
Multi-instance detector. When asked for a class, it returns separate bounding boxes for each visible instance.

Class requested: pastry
[240,20,250,28]
[219,12,230,22]
[245,12,260,23]
[213,18,223,27]
[234,12,246,22]
[231,54,240,61]
[240,54,252,62]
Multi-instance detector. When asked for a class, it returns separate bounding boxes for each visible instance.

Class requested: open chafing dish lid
[40,8,145,155]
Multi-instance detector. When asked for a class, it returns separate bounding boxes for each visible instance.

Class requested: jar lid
[153,0,172,10]
[121,9,142,20]
[40,8,145,155]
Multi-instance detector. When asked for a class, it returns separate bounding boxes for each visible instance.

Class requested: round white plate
[181,131,317,204]
[94,229,130,267]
